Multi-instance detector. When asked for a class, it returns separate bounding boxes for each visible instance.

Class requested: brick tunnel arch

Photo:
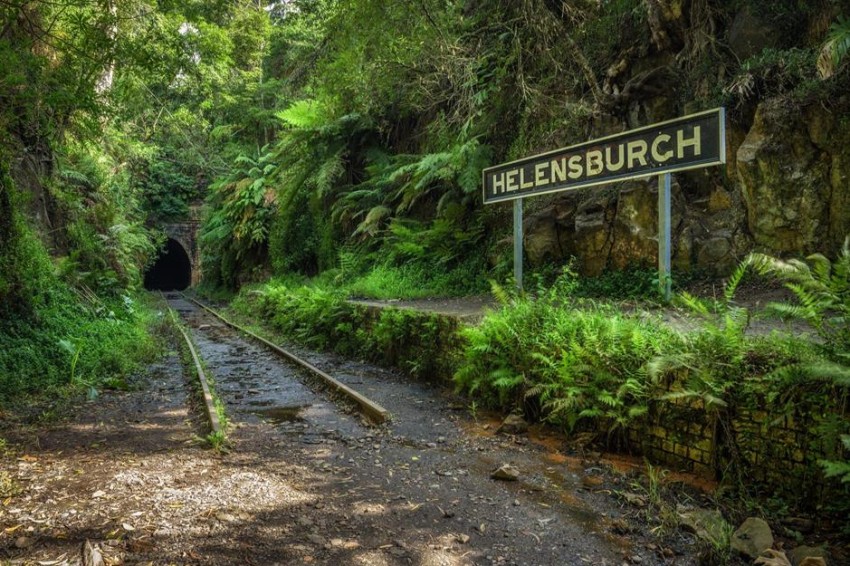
[144,237,192,291]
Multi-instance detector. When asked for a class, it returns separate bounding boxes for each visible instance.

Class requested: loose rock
[676,505,728,546]
[731,517,774,559]
[490,464,520,481]
[14,536,34,549]
[789,545,829,566]
[496,414,528,435]
[755,549,791,566]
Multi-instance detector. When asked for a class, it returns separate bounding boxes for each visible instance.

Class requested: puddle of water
[252,405,310,424]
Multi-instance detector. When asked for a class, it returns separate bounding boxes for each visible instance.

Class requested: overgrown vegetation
[232,280,461,381]
[453,250,849,514]
[0,225,160,406]
[0,1,177,406]
[182,1,850,295]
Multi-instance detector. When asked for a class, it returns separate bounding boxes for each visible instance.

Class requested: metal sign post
[658,173,672,302]
[513,198,523,291]
[482,108,725,299]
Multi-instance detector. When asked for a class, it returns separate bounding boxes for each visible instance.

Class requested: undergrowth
[232,280,461,381]
[0,226,160,408]
[343,258,489,299]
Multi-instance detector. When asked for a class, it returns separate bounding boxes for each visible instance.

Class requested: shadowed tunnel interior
[144,238,191,291]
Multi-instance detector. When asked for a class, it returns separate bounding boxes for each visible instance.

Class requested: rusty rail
[185,296,391,425]
[160,293,222,435]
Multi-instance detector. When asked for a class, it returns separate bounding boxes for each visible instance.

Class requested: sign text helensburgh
[482,108,725,204]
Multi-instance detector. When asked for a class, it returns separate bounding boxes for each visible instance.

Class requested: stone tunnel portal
[144,238,192,291]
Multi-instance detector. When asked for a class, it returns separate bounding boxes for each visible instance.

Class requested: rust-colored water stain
[603,452,718,492]
[459,414,502,437]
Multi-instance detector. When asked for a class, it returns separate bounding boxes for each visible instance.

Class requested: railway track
[153,291,674,565]
[163,292,389,439]
[184,295,390,425]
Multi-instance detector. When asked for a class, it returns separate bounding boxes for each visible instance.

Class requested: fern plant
[331,136,490,249]
[749,237,850,360]
[747,241,850,490]
[820,435,850,483]
[818,15,850,78]
[652,260,753,411]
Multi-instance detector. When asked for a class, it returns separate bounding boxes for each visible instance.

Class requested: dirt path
[1,297,705,565]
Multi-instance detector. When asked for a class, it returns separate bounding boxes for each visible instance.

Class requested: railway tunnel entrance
[144,238,192,291]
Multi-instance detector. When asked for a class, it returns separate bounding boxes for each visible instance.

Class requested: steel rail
[184,296,391,425]
[160,292,222,435]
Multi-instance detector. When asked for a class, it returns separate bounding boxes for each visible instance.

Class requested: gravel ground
[0,296,708,565]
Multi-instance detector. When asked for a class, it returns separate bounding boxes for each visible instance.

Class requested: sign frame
[482,107,726,205]
[486,108,727,300]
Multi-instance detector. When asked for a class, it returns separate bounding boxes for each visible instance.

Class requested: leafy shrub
[454,274,680,436]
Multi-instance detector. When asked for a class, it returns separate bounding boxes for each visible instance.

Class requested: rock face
[728,8,780,61]
[731,517,774,559]
[737,103,833,254]
[521,99,850,276]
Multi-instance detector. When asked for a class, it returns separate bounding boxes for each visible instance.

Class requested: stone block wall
[625,393,849,509]
[628,398,717,477]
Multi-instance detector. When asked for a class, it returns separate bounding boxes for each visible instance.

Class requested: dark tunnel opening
[144,238,192,291]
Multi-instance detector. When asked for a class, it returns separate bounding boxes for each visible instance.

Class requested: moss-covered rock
[737,102,838,254]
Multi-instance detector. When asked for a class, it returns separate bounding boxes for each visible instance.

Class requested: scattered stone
[456,534,470,544]
[731,517,774,559]
[789,545,829,566]
[14,536,33,549]
[496,414,528,435]
[307,534,327,546]
[677,505,729,546]
[490,464,520,481]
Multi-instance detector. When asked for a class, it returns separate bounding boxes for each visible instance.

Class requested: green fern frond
[818,16,850,78]
[277,99,326,129]
[723,259,749,304]
[676,291,711,316]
